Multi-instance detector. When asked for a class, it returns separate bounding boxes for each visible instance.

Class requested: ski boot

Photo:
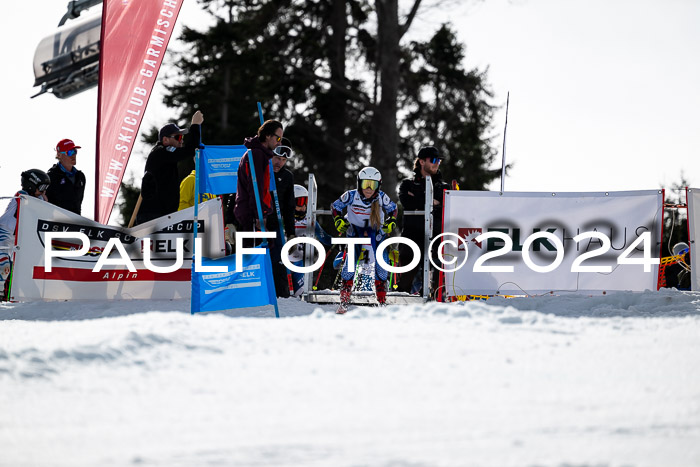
[375,280,387,307]
[337,279,353,314]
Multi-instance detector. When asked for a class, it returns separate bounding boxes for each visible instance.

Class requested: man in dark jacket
[233,120,284,232]
[397,146,450,295]
[136,110,204,225]
[266,143,296,297]
[266,144,296,240]
[46,138,86,215]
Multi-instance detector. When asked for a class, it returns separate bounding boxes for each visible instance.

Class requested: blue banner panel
[200,145,247,195]
[191,253,275,314]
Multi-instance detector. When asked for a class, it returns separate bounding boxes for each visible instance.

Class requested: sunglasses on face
[169,134,184,143]
[273,145,293,158]
[296,197,308,207]
[429,157,441,165]
[37,183,50,192]
[60,149,77,157]
[360,179,379,191]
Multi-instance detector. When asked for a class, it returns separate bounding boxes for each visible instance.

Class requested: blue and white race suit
[331,190,397,281]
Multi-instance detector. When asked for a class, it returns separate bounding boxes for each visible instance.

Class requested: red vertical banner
[95,0,184,224]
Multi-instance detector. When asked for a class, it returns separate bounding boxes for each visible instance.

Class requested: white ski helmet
[357,166,382,198]
[293,184,308,199]
[293,184,309,218]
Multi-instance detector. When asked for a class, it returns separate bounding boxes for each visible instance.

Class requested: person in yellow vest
[178,170,217,211]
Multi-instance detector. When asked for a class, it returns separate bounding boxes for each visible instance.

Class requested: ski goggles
[60,149,78,157]
[360,179,379,190]
[37,183,50,192]
[273,145,293,158]
[295,196,308,207]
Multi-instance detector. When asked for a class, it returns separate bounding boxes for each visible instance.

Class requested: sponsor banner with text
[10,196,224,301]
[95,0,184,223]
[200,145,246,194]
[442,190,663,296]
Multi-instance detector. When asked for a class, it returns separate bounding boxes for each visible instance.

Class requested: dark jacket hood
[244,136,274,159]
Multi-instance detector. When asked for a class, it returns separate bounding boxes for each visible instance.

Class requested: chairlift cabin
[32,2,102,99]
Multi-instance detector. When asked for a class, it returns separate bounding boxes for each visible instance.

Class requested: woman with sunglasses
[233,119,284,239]
[1,169,50,300]
[46,138,86,215]
[330,167,398,313]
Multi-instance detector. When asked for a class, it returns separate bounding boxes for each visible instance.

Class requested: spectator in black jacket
[46,139,86,215]
[266,143,296,297]
[397,146,450,295]
[266,143,296,239]
[136,110,204,225]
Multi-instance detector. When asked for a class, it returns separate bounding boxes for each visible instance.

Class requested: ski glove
[382,217,397,234]
[334,216,350,234]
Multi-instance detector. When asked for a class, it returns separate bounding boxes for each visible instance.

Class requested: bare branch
[400,0,423,38]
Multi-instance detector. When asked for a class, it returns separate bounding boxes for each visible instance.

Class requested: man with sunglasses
[136,110,204,225]
[397,145,451,296]
[46,139,86,215]
[233,119,284,237]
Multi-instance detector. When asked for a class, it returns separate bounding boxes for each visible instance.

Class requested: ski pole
[388,249,400,289]
[332,249,347,289]
[257,101,294,293]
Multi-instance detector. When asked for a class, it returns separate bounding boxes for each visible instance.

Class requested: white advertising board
[9,196,225,301]
[442,190,663,296]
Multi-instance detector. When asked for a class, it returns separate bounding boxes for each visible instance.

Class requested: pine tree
[163,0,372,212]
[401,24,499,189]
[160,1,499,210]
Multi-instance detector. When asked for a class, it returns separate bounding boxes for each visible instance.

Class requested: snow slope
[1,289,699,466]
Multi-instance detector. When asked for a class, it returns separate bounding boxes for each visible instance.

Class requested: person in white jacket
[1,169,50,300]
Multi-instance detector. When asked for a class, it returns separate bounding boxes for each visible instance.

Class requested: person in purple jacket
[233,120,284,236]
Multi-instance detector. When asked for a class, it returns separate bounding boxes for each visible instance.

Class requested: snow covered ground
[1,289,699,467]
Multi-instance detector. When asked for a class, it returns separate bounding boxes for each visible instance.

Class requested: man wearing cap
[136,110,204,225]
[46,139,87,215]
[397,145,451,295]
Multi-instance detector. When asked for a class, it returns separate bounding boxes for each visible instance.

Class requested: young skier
[1,169,51,300]
[330,167,398,314]
[288,184,333,297]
